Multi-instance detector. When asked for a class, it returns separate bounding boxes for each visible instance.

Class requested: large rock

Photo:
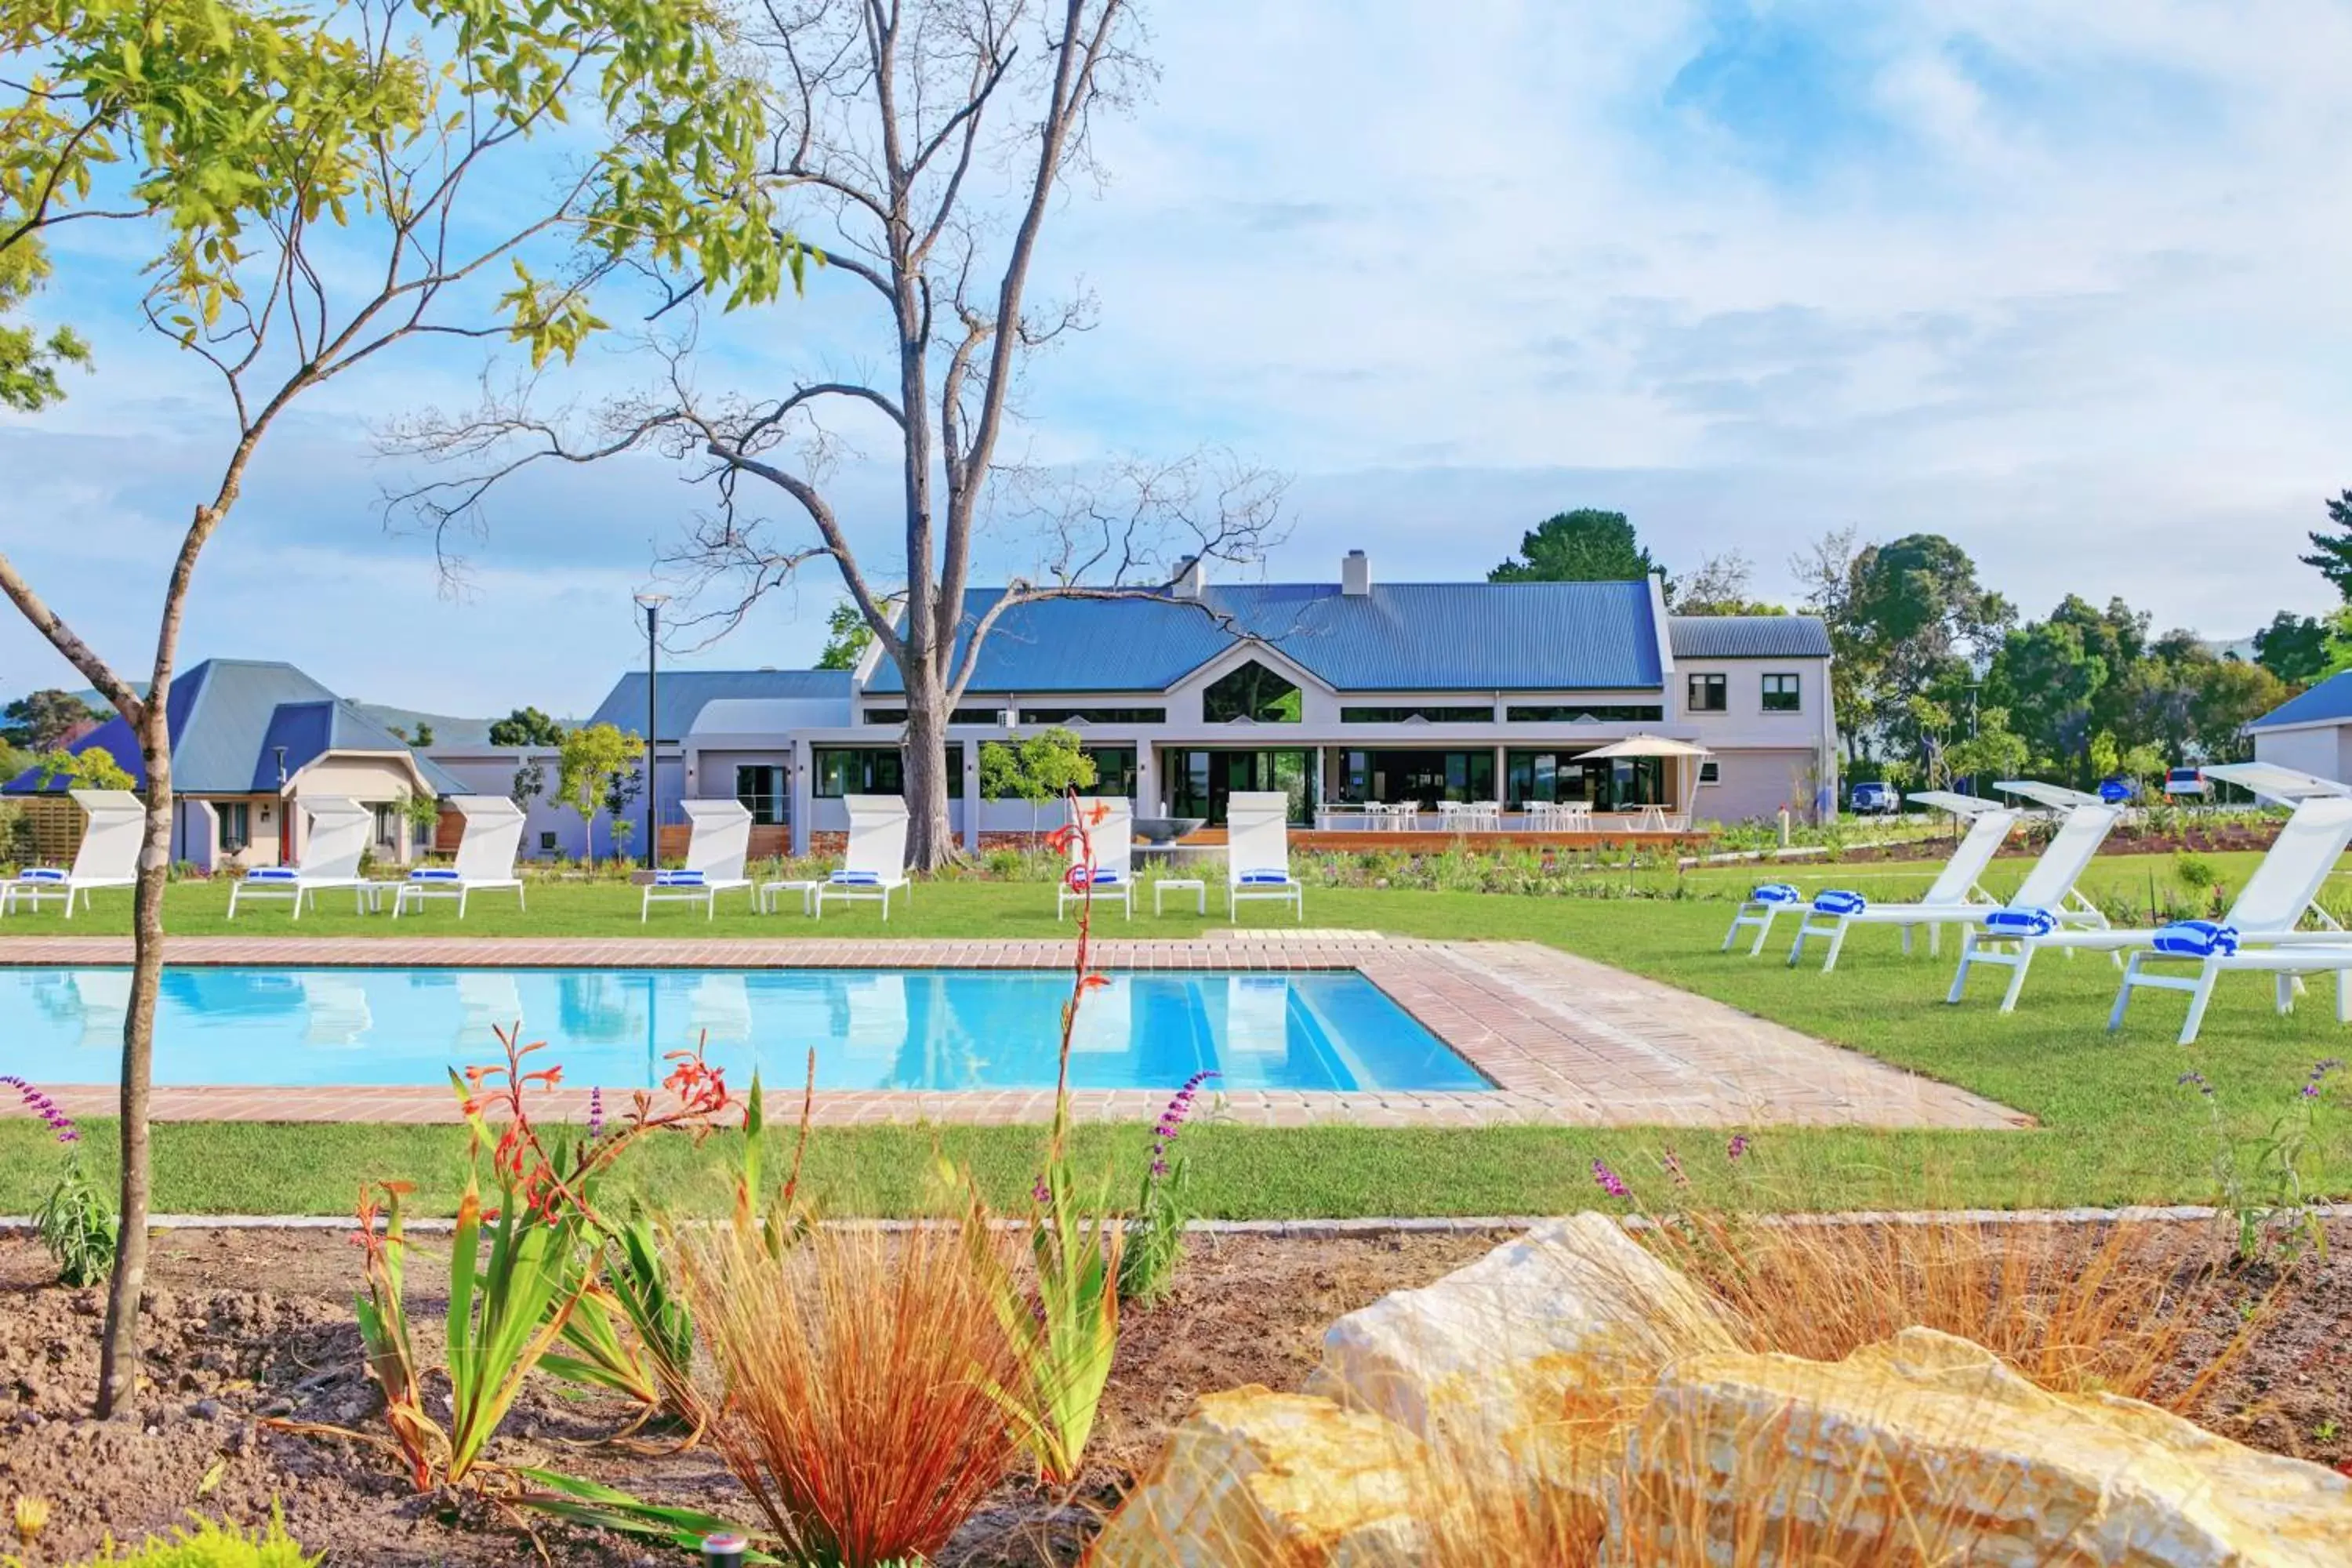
[1615,1327,2352,1566]
[1085,1388,1425,1567]
[1305,1213,1738,1448]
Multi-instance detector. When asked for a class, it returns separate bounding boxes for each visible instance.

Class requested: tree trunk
[95,704,172,1418]
[901,673,957,872]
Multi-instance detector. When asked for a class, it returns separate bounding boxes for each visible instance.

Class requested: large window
[1762,673,1802,712]
[1080,746,1138,797]
[1686,673,1727,713]
[1019,707,1167,725]
[1340,706,1491,724]
[1504,750,1664,810]
[813,746,962,798]
[1202,661,1302,724]
[218,801,251,853]
[736,764,788,826]
[1334,750,1497,808]
[1165,748,1316,824]
[1506,704,1664,723]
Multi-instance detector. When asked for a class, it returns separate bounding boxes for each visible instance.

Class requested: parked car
[2096,776,2137,804]
[2165,766,2208,797]
[1849,781,1901,815]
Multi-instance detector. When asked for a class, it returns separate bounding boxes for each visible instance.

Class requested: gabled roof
[2249,670,2352,731]
[1668,615,1833,659]
[2,659,463,795]
[588,669,855,740]
[864,581,1672,695]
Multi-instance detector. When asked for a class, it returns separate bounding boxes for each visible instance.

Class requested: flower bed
[2,1220,2345,1565]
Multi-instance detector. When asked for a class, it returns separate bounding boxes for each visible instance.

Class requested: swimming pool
[0,966,1489,1094]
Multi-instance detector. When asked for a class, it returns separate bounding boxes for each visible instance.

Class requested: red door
[279,798,294,863]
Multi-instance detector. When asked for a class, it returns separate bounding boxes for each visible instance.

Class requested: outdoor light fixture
[633,592,670,864]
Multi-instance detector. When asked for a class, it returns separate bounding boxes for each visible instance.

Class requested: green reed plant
[2178,1061,2343,1263]
[1119,1070,1216,1308]
[302,1025,738,1491]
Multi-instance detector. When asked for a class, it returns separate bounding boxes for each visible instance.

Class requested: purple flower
[1727,1133,1751,1162]
[2301,1082,2321,1098]
[587,1086,605,1141]
[2179,1070,2215,1098]
[1149,1156,1169,1178]
[4,1075,78,1145]
[1661,1147,1687,1188]
[1031,1174,1051,1205]
[1591,1158,1628,1200]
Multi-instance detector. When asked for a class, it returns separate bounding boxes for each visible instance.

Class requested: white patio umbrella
[1578,734,1713,818]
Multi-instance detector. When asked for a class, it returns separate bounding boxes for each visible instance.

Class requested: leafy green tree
[1,687,104,748]
[33,743,135,790]
[488,706,566,747]
[814,601,873,670]
[554,722,644,862]
[1817,532,2011,770]
[979,726,1098,846]
[0,237,88,410]
[2299,491,2352,600]
[2185,654,2288,764]
[2252,611,2332,685]
[394,789,441,856]
[1945,707,2029,789]
[0,0,787,1417]
[1489,509,1664,586]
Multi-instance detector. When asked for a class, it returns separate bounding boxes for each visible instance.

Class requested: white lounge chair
[2,789,143,918]
[1950,793,2352,1013]
[1225,791,1303,921]
[1785,805,2020,970]
[392,795,525,918]
[641,799,754,920]
[1058,796,1134,921]
[815,794,911,920]
[1722,790,2002,957]
[226,797,375,920]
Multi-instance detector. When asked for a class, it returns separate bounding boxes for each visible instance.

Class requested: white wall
[2253,725,2350,783]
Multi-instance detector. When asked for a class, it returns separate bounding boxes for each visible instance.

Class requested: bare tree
[0,0,775,1415]
[388,0,1283,868]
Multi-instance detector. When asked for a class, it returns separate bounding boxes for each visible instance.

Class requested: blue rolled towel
[1088,868,1125,885]
[408,867,461,881]
[1982,906,2057,938]
[830,869,881,885]
[1240,868,1293,885]
[245,867,301,882]
[653,869,706,885]
[17,867,67,882]
[1811,889,1868,916]
[1749,883,1802,906]
[2152,920,2239,958]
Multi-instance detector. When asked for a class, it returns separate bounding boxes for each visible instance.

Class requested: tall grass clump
[683,1216,1020,1567]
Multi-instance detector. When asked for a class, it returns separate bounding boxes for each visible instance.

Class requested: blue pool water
[0,967,1489,1093]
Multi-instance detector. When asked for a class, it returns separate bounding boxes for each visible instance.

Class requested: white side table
[758,879,819,916]
[1153,877,1207,916]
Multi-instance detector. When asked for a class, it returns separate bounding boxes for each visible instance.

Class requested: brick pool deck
[0,935,2024,1131]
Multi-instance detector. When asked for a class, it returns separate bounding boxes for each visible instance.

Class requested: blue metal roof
[1668,615,1833,659]
[866,581,1671,695]
[2,659,463,796]
[588,668,855,740]
[2249,670,2352,731]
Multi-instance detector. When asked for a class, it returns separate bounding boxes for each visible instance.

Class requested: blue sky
[5,0,2350,715]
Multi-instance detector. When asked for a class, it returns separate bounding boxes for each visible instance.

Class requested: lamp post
[633,593,669,866]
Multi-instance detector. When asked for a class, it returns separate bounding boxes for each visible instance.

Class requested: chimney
[1341,549,1371,596]
[1174,555,1206,599]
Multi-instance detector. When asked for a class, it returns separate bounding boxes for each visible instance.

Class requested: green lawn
[2,858,2347,1218]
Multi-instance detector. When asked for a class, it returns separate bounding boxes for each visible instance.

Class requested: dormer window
[1203,661,1302,724]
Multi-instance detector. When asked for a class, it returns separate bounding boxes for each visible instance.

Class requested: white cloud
[5,0,2350,712]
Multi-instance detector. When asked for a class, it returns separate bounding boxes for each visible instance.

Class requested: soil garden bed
[2,1222,2347,1566]
[1833,818,2281,864]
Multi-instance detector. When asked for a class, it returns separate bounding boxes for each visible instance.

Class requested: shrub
[20,1511,317,1568]
[683,1216,1019,1566]
[3,1076,115,1287]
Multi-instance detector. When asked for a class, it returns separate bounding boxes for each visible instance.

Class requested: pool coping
[0,935,2026,1131]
